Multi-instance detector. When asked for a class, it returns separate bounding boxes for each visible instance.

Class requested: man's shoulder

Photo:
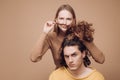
[89,67,105,80]
[49,67,68,80]
[50,67,66,76]
[53,67,65,73]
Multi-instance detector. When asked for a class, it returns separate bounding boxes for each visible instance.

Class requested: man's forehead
[64,45,79,54]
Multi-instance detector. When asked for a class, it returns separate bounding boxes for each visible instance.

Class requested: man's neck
[67,65,92,78]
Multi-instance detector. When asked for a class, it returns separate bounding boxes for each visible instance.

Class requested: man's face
[64,45,85,71]
[56,9,73,32]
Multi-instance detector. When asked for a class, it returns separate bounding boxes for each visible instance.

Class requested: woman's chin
[61,28,67,32]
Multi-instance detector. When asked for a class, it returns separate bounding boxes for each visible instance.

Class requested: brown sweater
[31,31,105,68]
[40,31,63,68]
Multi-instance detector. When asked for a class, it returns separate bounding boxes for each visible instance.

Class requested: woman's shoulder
[47,31,57,38]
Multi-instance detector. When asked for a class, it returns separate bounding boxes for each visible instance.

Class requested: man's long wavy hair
[60,34,91,67]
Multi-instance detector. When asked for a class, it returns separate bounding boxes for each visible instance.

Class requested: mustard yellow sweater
[49,67,104,80]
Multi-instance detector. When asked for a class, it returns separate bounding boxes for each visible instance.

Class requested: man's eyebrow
[64,52,76,56]
[64,54,69,56]
[71,52,76,55]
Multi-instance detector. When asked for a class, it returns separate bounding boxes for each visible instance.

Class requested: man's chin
[68,67,77,71]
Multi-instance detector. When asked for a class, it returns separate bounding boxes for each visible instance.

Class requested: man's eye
[64,55,69,58]
[72,54,77,57]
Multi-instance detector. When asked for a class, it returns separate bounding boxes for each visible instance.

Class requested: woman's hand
[43,21,56,34]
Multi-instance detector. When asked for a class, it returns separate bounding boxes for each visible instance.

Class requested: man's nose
[69,57,73,63]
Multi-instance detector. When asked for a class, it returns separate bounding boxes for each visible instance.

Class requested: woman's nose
[63,19,67,25]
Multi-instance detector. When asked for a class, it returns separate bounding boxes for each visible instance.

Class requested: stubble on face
[64,46,85,71]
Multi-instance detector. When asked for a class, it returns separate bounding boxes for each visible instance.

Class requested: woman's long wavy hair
[66,20,94,42]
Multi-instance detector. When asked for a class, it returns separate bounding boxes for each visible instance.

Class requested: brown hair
[75,21,94,42]
[60,34,91,67]
[67,20,94,42]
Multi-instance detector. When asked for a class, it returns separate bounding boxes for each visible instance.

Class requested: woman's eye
[59,17,64,20]
[67,18,72,20]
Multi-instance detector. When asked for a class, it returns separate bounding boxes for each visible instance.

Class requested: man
[49,34,104,80]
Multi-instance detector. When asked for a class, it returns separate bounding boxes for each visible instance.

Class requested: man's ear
[82,51,86,58]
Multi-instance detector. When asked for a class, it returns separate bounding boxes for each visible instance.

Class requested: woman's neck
[58,29,66,36]
[57,29,66,42]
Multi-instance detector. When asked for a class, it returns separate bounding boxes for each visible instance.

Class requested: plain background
[0,0,120,80]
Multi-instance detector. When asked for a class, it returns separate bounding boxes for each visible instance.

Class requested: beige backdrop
[0,0,120,80]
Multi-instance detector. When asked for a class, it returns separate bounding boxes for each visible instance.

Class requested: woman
[30,4,105,68]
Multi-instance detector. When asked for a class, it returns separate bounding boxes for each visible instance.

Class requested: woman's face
[56,9,74,32]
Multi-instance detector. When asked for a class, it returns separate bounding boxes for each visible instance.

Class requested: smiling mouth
[62,25,70,29]
[62,26,67,29]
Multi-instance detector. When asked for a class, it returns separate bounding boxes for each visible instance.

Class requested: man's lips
[68,63,75,67]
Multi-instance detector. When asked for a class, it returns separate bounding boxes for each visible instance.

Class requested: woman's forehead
[58,10,73,18]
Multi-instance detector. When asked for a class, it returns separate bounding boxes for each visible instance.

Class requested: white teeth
[63,27,67,29]
[62,26,67,29]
